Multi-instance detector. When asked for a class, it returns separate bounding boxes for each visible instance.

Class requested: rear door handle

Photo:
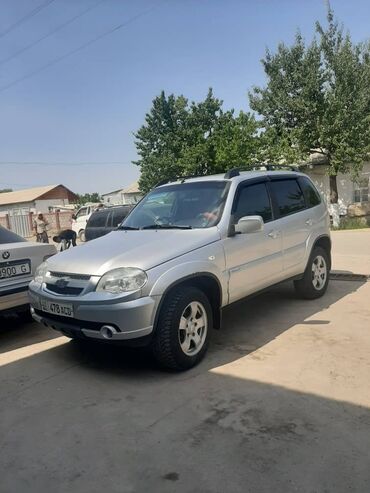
[305,219,313,226]
[268,230,280,239]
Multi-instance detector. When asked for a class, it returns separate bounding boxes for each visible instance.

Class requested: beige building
[101,181,143,206]
[0,184,78,216]
[301,160,370,216]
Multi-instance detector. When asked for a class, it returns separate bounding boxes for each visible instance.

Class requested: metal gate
[9,214,32,238]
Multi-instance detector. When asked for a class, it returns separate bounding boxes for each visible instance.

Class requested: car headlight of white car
[34,261,49,284]
[96,267,147,294]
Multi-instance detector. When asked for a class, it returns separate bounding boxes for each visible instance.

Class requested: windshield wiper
[141,224,192,230]
[116,225,139,230]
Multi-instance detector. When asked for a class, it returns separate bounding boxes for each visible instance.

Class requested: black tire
[78,229,86,242]
[152,286,212,371]
[294,246,330,299]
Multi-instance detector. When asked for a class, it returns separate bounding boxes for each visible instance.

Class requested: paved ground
[331,229,370,275]
[1,232,370,493]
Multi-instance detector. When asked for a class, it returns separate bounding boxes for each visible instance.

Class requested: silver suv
[29,169,331,370]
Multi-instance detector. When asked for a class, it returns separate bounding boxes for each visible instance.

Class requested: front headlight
[96,267,147,294]
[34,261,49,284]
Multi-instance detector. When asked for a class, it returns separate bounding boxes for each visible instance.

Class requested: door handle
[268,230,280,239]
[305,219,313,226]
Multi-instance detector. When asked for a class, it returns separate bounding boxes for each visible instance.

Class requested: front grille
[49,271,91,281]
[45,283,84,296]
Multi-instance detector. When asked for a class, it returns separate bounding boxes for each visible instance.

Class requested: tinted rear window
[270,179,306,217]
[298,176,321,207]
[0,226,26,244]
[233,183,272,223]
[88,211,109,227]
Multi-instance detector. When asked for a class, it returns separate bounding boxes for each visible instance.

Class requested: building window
[353,177,369,203]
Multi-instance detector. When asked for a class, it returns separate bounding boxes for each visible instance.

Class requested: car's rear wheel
[294,246,330,299]
[152,286,212,371]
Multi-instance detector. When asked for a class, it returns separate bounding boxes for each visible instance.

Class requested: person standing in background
[33,212,49,243]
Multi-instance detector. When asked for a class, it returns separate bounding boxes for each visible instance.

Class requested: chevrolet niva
[29,169,331,370]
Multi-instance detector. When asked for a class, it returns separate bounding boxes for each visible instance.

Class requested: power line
[0,161,132,166]
[0,0,107,67]
[0,0,57,40]
[0,1,166,95]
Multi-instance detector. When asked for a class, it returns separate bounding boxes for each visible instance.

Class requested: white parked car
[0,226,56,319]
[71,204,101,242]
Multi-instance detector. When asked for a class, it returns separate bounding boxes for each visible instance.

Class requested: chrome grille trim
[48,271,91,281]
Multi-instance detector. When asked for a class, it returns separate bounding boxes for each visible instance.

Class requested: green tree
[249,6,370,226]
[0,188,12,193]
[76,192,102,205]
[134,89,262,192]
[133,90,189,192]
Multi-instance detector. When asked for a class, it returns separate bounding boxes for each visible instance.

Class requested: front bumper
[0,285,29,312]
[28,287,158,341]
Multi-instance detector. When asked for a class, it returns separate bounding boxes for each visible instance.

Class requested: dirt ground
[0,231,369,493]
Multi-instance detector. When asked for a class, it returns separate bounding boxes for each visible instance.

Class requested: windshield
[121,181,230,230]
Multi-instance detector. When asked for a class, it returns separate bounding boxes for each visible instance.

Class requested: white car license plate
[0,260,31,279]
[40,299,74,318]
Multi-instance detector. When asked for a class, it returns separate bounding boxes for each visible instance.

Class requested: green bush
[332,216,370,230]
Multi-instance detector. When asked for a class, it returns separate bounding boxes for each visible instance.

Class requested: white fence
[8,214,32,237]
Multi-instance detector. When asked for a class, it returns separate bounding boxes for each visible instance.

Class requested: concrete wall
[0,201,35,216]
[102,192,122,206]
[305,162,370,215]
[1,211,74,238]
[122,192,143,205]
[34,198,69,213]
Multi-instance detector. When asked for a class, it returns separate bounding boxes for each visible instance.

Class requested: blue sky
[0,0,369,194]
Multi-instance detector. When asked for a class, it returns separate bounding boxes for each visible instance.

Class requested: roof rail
[154,173,210,188]
[154,164,299,188]
[224,168,240,179]
[223,164,299,177]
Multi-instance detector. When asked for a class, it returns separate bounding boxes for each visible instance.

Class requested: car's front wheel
[294,246,330,299]
[78,229,86,242]
[152,286,212,371]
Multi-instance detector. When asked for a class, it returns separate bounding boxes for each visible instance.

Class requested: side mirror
[234,215,264,234]
[71,214,76,220]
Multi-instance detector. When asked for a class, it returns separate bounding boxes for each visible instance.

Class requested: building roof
[101,188,123,197]
[102,181,141,197]
[0,184,77,206]
[121,181,140,194]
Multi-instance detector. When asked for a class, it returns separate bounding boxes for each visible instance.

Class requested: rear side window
[88,211,109,227]
[233,183,273,223]
[111,208,131,227]
[270,179,306,217]
[298,176,321,207]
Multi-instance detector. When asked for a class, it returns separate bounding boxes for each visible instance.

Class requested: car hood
[45,228,221,275]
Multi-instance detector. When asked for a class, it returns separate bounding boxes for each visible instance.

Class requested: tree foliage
[76,192,102,205]
[0,188,12,193]
[134,89,262,192]
[249,6,370,206]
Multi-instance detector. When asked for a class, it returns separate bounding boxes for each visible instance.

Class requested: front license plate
[0,260,31,280]
[40,299,74,318]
